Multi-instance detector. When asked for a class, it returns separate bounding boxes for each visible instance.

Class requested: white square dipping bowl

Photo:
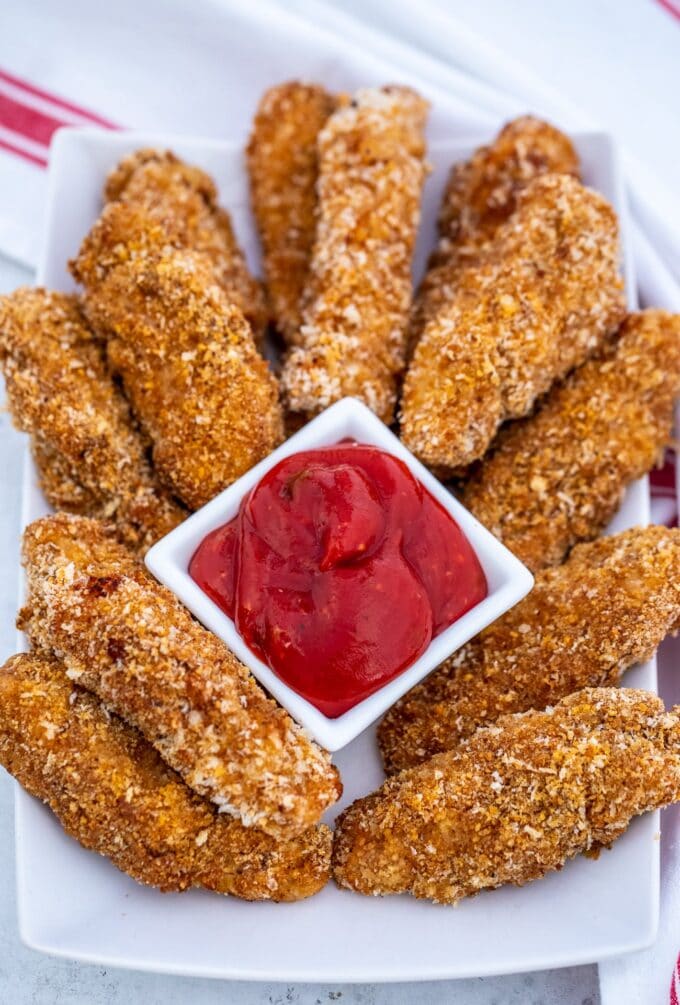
[146,396,533,749]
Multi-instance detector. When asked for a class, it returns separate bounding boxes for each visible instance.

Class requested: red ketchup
[189,444,487,718]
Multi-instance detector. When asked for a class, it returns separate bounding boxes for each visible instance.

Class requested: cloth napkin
[0,2,678,1001]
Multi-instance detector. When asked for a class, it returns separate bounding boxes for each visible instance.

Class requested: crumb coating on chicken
[71,202,284,510]
[0,653,331,900]
[19,514,341,839]
[0,287,184,553]
[461,310,680,571]
[400,173,625,472]
[334,687,680,903]
[378,527,680,773]
[408,116,580,351]
[247,82,336,343]
[281,86,429,422]
[104,147,266,340]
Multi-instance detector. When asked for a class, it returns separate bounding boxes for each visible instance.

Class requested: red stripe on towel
[656,0,680,20]
[0,135,47,168]
[0,68,117,128]
[0,91,68,148]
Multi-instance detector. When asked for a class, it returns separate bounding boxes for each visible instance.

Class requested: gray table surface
[0,255,599,1004]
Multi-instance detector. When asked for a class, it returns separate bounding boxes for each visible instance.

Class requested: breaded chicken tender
[247,82,336,343]
[0,288,184,553]
[437,116,580,254]
[104,148,266,340]
[408,116,580,350]
[333,688,680,903]
[71,202,284,510]
[379,527,680,774]
[0,653,331,900]
[19,514,341,838]
[400,173,625,472]
[31,440,101,514]
[281,86,429,422]
[462,310,680,571]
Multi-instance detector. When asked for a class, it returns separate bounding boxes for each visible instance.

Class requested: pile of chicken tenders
[1,81,680,906]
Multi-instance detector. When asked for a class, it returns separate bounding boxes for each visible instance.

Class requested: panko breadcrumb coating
[379,527,680,774]
[71,200,284,510]
[408,116,580,352]
[0,653,331,901]
[31,440,101,514]
[281,86,429,422]
[400,173,625,472]
[0,288,185,553]
[104,148,266,340]
[247,82,336,343]
[333,687,680,903]
[19,514,341,838]
[462,310,680,571]
[438,116,580,254]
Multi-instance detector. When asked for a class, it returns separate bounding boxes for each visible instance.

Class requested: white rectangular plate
[13,127,657,982]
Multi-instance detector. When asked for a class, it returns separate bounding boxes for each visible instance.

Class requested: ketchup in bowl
[189,444,487,718]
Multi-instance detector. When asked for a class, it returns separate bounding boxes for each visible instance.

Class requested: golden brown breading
[437,116,580,250]
[281,86,429,422]
[379,527,680,773]
[400,173,625,472]
[461,310,680,571]
[408,116,581,352]
[247,82,336,343]
[31,439,102,515]
[333,687,680,903]
[0,653,331,900]
[104,148,266,340]
[19,514,341,839]
[71,202,284,510]
[0,288,185,553]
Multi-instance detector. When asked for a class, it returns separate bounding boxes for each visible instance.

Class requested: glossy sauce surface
[190,444,487,717]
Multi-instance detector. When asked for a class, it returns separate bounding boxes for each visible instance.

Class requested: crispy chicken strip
[19,514,341,838]
[379,527,680,773]
[334,687,680,903]
[0,288,185,553]
[400,173,625,472]
[281,86,429,422]
[71,202,284,510]
[104,148,266,340]
[437,116,580,255]
[461,310,680,571]
[0,653,331,900]
[31,440,101,514]
[408,117,580,353]
[247,82,336,344]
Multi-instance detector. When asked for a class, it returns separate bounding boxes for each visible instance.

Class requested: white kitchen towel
[1,2,679,1000]
[0,0,507,267]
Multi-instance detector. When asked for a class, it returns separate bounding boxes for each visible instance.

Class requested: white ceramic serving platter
[13,127,656,982]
